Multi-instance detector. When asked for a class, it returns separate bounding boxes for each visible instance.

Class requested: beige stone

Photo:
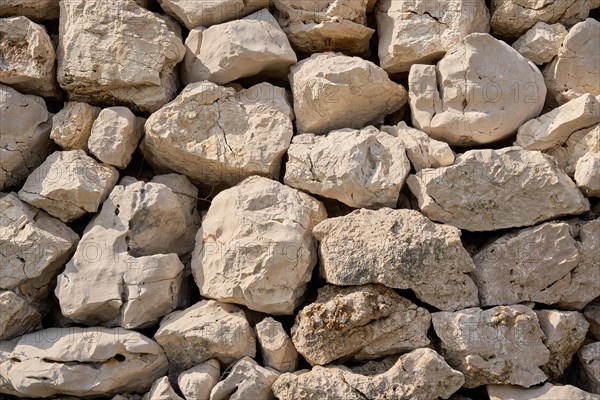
[210,357,279,400]
[547,125,599,178]
[584,300,600,341]
[0,0,60,21]
[512,22,568,65]
[157,0,269,29]
[576,342,600,394]
[255,318,297,373]
[143,377,183,400]
[487,383,599,400]
[576,153,600,197]
[50,101,101,151]
[178,360,220,400]
[0,291,40,341]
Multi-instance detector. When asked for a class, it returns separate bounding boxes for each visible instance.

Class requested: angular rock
[512,22,568,65]
[255,318,298,373]
[0,0,60,21]
[182,9,296,85]
[407,147,590,231]
[0,291,40,341]
[193,176,326,315]
[291,284,431,366]
[0,84,52,190]
[547,125,599,179]
[50,101,101,151]
[272,348,465,400]
[408,33,546,146]
[157,0,269,29]
[154,300,256,372]
[576,153,600,197]
[57,0,185,113]
[314,208,478,311]
[543,19,600,107]
[210,357,279,400]
[290,52,407,135]
[141,82,293,187]
[55,174,200,328]
[177,360,220,400]
[284,126,410,209]
[487,383,600,400]
[576,342,600,394]
[376,0,490,73]
[273,0,374,56]
[143,377,183,400]
[585,300,600,341]
[0,16,59,97]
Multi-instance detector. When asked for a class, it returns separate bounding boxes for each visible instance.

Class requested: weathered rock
[313,208,478,311]
[154,300,256,372]
[141,82,293,188]
[576,342,600,394]
[548,124,599,180]
[407,148,590,231]
[273,0,374,56]
[512,22,568,65]
[50,101,101,151]
[487,383,600,400]
[291,284,431,366]
[157,0,269,29]
[55,174,200,328]
[193,176,326,315]
[57,0,185,113]
[290,52,407,135]
[272,348,465,400]
[576,153,600,197]
[543,19,600,107]
[143,377,183,400]
[408,33,546,146]
[0,0,60,21]
[585,300,600,341]
[0,84,52,190]
[210,357,279,400]
[0,16,59,97]
[0,327,168,398]
[284,126,410,209]
[256,318,298,373]
[177,360,220,400]
[0,291,40,341]
[182,9,296,85]
[376,0,490,74]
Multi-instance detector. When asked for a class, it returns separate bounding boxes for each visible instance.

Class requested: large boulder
[157,0,269,29]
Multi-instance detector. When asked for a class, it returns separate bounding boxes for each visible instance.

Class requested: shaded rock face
[50,101,101,151]
[255,318,298,373]
[0,0,60,21]
[157,0,269,29]
[177,359,220,400]
[575,342,600,395]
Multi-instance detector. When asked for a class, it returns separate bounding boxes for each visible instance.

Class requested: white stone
[512,22,568,65]
[143,377,183,400]
[157,0,269,29]
[178,360,220,400]
[255,318,297,373]
[0,0,60,21]
[576,152,600,197]
[50,101,101,151]
[209,357,279,400]
[487,383,599,400]
[547,125,599,180]
[576,342,600,395]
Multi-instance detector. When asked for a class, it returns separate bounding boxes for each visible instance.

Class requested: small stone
[575,153,600,197]
[487,383,599,400]
[210,357,279,400]
[0,0,60,21]
[512,22,568,65]
[290,52,407,135]
[0,291,40,341]
[547,125,599,179]
[50,102,101,151]
[157,0,269,29]
[576,342,600,395]
[255,318,298,373]
[143,377,183,400]
[177,360,220,400]
[584,300,600,341]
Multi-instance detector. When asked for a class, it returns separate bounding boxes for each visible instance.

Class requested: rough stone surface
[143,377,183,400]
[0,290,40,341]
[376,0,490,74]
[50,101,101,151]
[291,284,431,366]
[0,0,60,21]
[177,360,220,400]
[432,306,550,388]
[576,342,600,395]
[0,327,168,398]
[141,82,293,188]
[407,147,590,231]
[0,84,52,190]
[547,125,599,180]
[210,357,279,400]
[193,176,327,315]
[585,300,600,341]
[57,0,185,113]
[290,52,407,135]
[408,33,546,146]
[575,152,600,197]
[512,22,568,65]
[487,383,600,400]
[273,0,374,56]
[284,126,410,209]
[255,318,298,373]
[157,0,269,29]
[272,348,465,400]
[313,208,478,311]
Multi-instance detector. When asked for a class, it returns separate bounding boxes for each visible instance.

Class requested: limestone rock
[0,0,60,21]
[50,102,101,151]
[576,153,600,197]
[0,84,52,190]
[585,301,600,341]
[182,9,296,85]
[290,52,407,135]
[273,0,374,56]
[313,208,478,311]
[255,318,298,373]
[547,124,599,180]
[487,383,600,400]
[157,0,269,29]
[408,33,546,146]
[0,291,40,341]
[192,176,327,315]
[432,306,550,388]
[576,342,600,394]
[376,0,490,74]
[291,284,431,366]
[55,175,200,328]
[0,16,59,97]
[284,126,410,209]
[407,147,590,231]
[272,348,465,400]
[141,82,293,187]
[178,360,220,400]
[143,377,183,400]
[210,357,279,400]
[57,0,185,113]
[154,300,256,372]
[543,19,600,107]
[512,22,568,65]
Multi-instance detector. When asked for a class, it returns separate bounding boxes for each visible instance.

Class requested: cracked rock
[18,150,119,222]
[575,342,600,395]
[376,0,490,74]
[192,176,327,315]
[0,0,59,21]
[0,291,40,341]
[290,52,407,135]
[141,82,293,188]
[487,383,600,400]
[210,357,279,400]
[284,126,410,209]
[408,33,546,146]
[313,208,478,311]
[177,359,220,400]
[154,300,256,372]
[512,22,568,65]
[272,348,465,400]
[432,306,550,388]
[256,318,298,373]
[407,147,590,231]
[50,101,101,151]
[57,0,185,113]
[143,377,183,400]
[157,0,269,29]
[291,284,431,366]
